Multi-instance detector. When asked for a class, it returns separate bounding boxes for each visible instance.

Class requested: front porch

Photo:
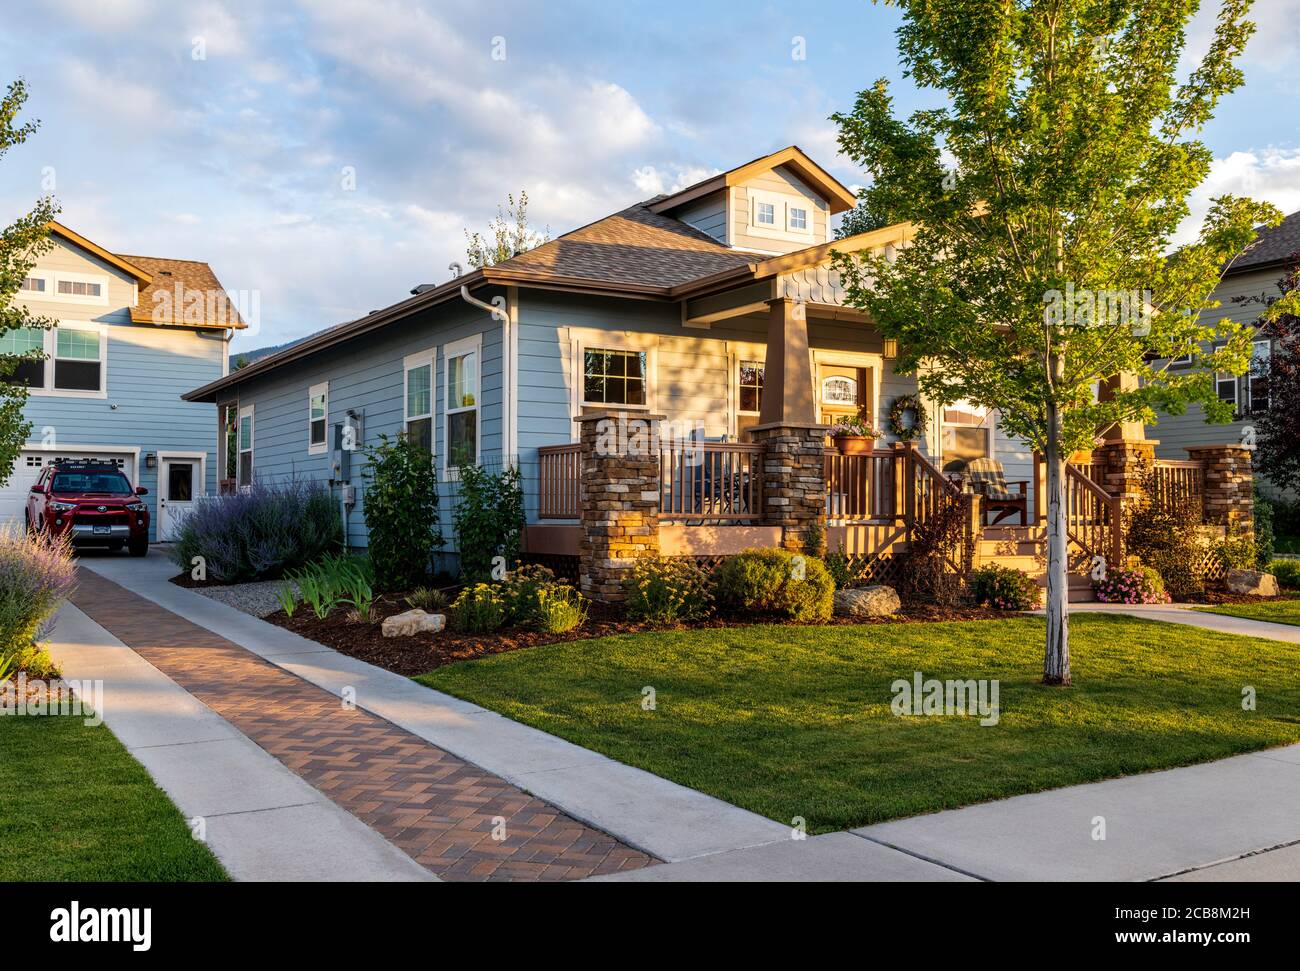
[526,429,1253,602]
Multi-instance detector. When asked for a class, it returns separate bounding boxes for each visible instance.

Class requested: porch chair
[965,457,1029,526]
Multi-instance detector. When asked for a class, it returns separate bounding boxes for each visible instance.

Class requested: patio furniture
[966,457,1029,525]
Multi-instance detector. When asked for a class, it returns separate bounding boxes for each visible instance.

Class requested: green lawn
[1196,597,1300,628]
[0,714,228,881]
[418,614,1300,833]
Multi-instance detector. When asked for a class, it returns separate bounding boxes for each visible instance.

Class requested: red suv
[26,460,150,556]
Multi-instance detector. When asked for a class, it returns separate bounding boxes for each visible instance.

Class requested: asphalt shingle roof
[494,201,755,288]
[1232,210,1300,274]
[119,253,247,328]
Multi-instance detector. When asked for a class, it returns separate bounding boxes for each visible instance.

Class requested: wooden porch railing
[537,444,582,519]
[660,442,763,521]
[1064,463,1123,566]
[1150,459,1205,514]
[824,450,897,521]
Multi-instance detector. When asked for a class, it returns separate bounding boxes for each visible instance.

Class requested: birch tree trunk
[1043,400,1071,685]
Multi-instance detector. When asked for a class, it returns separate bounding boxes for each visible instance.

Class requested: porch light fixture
[883,339,898,359]
[144,452,157,470]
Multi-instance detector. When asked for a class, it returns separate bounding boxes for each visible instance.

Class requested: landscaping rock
[833,585,901,618]
[381,609,446,637]
[1224,569,1280,598]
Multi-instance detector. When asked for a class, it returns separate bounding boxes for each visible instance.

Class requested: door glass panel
[168,463,194,502]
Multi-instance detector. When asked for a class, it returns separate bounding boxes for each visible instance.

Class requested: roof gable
[647,146,857,217]
[1230,210,1300,275]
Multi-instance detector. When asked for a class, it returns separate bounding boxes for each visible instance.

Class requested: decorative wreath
[888,394,928,441]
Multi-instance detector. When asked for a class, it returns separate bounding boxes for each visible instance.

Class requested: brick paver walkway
[70,569,657,882]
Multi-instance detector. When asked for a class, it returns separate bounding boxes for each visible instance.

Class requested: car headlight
[125,501,146,512]
[50,500,77,512]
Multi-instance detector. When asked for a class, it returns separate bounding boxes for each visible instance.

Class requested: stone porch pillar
[752,423,830,551]
[1185,445,1255,536]
[575,410,664,602]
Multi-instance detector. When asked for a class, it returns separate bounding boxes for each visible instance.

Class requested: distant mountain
[231,338,307,369]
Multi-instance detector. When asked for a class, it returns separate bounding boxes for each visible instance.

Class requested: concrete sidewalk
[1047,601,1300,643]
[48,603,433,882]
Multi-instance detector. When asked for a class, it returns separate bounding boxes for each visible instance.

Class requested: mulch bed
[262,597,1022,677]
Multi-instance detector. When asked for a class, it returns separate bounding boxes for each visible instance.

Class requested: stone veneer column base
[749,422,830,552]
[1185,444,1255,536]
[575,411,665,603]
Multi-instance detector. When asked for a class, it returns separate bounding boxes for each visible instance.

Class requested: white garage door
[0,449,137,528]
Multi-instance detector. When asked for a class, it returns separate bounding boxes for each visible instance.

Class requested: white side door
[159,456,200,541]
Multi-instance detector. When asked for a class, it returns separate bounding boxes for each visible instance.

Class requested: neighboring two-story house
[1153,209,1300,496]
[0,221,244,540]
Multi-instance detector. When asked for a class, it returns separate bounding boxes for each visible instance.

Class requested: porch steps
[974,525,1096,603]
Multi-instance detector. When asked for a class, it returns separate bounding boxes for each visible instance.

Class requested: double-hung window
[403,351,434,453]
[0,327,46,387]
[238,405,254,488]
[445,336,479,470]
[53,326,104,392]
[308,382,328,454]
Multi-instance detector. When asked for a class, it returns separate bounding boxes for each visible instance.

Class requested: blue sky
[3,0,1299,350]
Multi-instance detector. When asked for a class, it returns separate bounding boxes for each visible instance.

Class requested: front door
[159,457,198,541]
[817,363,874,429]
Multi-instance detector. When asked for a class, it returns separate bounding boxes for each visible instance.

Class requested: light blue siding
[224,296,505,550]
[20,322,226,540]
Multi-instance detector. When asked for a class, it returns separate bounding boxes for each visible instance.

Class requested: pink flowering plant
[1093,565,1169,605]
[969,564,1040,611]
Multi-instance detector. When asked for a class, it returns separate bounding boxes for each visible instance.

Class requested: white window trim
[940,405,997,466]
[726,342,767,439]
[747,189,815,242]
[158,450,208,501]
[51,270,110,306]
[18,269,54,298]
[569,330,658,428]
[443,333,481,476]
[308,381,329,455]
[238,404,255,491]
[29,321,108,399]
[402,345,437,454]
[1247,338,1271,413]
[810,349,883,431]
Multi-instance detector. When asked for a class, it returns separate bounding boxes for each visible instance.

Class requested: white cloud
[1175,148,1300,245]
[44,0,156,32]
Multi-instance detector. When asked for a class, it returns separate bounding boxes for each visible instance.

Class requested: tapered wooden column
[758,297,817,427]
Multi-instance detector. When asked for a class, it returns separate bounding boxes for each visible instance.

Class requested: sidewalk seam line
[848,831,993,882]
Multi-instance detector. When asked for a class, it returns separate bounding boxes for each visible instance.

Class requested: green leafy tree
[833,0,1300,684]
[362,434,444,590]
[0,79,59,486]
[452,464,524,581]
[465,191,549,269]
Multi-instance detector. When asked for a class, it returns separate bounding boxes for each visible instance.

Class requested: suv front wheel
[128,536,149,557]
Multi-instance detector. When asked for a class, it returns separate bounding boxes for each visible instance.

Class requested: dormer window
[789,207,808,231]
[755,201,776,226]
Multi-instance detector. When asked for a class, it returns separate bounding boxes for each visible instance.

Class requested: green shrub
[1213,531,1257,574]
[288,553,373,621]
[405,586,449,612]
[1266,559,1300,589]
[362,434,444,591]
[1126,492,1207,599]
[498,564,558,627]
[533,586,588,634]
[824,543,865,590]
[802,520,826,559]
[712,548,834,623]
[1254,488,1275,567]
[623,558,714,626]
[450,583,507,633]
[274,582,297,618]
[969,565,1040,611]
[453,464,525,582]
